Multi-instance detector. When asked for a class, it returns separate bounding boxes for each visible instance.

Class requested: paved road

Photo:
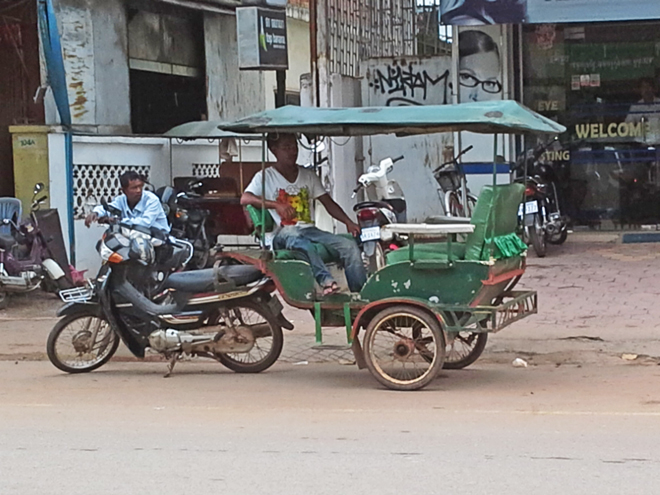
[2,360,660,494]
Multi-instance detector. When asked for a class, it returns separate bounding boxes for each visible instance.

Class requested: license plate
[523,201,538,214]
[360,226,381,242]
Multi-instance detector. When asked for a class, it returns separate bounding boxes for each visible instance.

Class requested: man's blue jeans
[273,225,367,292]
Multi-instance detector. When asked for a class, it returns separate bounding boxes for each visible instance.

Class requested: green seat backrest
[464,183,525,261]
[246,204,275,236]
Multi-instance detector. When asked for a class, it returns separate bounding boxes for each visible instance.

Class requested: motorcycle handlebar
[392,155,404,163]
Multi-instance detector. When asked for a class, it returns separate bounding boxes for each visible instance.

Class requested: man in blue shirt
[85,171,170,233]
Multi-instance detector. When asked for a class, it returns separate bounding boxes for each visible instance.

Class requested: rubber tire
[367,243,386,273]
[363,305,445,391]
[448,192,463,217]
[0,291,8,310]
[47,313,119,374]
[548,229,568,245]
[216,300,284,373]
[443,332,488,370]
[529,214,547,258]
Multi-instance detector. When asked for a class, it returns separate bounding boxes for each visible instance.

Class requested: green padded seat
[386,242,466,264]
[385,183,526,265]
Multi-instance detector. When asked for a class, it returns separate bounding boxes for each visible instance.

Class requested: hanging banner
[441,0,660,25]
[440,0,527,25]
[527,0,660,24]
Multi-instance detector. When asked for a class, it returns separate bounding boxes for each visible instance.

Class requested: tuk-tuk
[218,100,566,391]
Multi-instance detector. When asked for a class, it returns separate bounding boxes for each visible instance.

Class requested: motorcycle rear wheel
[47,314,119,373]
[529,214,547,258]
[215,300,283,373]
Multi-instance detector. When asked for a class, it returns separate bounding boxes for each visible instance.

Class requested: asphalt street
[2,360,660,495]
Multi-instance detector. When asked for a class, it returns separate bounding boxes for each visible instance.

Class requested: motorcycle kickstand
[164,352,181,378]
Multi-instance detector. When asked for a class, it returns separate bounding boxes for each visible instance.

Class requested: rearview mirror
[33,183,45,195]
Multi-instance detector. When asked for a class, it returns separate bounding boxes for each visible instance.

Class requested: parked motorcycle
[514,138,569,257]
[48,205,292,376]
[0,183,71,309]
[157,180,211,270]
[352,155,407,271]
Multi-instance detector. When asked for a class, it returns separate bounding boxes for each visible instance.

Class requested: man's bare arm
[317,194,360,235]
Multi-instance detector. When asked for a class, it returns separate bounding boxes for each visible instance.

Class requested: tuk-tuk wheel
[0,291,7,310]
[444,331,488,370]
[363,305,445,391]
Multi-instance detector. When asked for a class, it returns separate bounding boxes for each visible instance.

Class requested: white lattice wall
[192,163,220,178]
[72,164,151,219]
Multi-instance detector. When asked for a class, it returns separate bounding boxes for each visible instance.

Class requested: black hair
[458,29,500,59]
[266,132,297,150]
[119,171,145,189]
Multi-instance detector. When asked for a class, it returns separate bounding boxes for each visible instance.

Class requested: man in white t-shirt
[241,133,366,295]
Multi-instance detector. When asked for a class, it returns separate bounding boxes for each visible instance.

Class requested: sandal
[322,282,340,296]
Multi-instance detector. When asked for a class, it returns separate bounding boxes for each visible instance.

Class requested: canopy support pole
[261,133,266,250]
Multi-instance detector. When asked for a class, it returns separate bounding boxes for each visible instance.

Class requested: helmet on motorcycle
[128,236,155,265]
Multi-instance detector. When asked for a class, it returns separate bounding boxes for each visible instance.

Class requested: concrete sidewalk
[2,238,660,366]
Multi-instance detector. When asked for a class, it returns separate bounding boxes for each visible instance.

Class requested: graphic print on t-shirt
[276,187,311,225]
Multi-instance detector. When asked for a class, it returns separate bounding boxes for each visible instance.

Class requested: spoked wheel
[448,192,464,217]
[215,300,283,373]
[443,331,488,370]
[47,314,119,373]
[363,305,445,391]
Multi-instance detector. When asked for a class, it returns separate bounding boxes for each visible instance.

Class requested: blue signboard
[441,0,660,25]
[527,0,660,24]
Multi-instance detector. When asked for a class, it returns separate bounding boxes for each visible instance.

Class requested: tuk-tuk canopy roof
[218,100,566,137]
[164,120,261,140]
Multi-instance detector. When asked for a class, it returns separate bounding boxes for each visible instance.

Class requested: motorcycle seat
[0,234,16,250]
[164,265,263,293]
[353,201,394,212]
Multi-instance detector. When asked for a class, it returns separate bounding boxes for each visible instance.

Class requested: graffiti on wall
[368,64,451,106]
[365,57,452,106]
[364,28,503,106]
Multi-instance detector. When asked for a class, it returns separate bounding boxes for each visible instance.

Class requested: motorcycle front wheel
[214,300,284,373]
[47,314,120,373]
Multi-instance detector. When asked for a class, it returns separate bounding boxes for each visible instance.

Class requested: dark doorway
[130,70,206,134]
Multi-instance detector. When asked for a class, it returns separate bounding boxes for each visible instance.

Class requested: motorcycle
[157,180,211,270]
[514,139,569,257]
[352,155,407,271]
[48,205,292,376]
[0,183,71,309]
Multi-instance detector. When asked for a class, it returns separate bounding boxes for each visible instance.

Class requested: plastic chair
[0,197,22,235]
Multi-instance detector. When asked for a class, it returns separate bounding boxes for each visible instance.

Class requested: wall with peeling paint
[204,12,265,121]
[46,0,130,132]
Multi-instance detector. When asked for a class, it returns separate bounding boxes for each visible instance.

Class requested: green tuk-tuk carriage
[218,100,565,391]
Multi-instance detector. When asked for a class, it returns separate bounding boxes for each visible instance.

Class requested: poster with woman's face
[458,27,503,103]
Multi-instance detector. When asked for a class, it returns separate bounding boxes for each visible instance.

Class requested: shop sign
[440,0,660,25]
[574,122,644,140]
[236,7,288,70]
